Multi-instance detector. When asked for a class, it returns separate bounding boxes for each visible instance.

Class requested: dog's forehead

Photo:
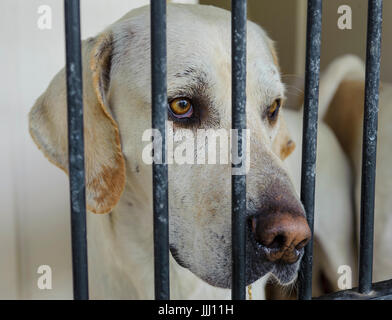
[112,4,282,99]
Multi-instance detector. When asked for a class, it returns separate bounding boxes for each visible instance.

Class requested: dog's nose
[250,211,311,264]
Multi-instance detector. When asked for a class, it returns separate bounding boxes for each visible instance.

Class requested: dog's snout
[251,210,311,264]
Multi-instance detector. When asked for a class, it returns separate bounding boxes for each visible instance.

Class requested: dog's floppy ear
[318,55,366,166]
[29,31,125,214]
[324,79,365,163]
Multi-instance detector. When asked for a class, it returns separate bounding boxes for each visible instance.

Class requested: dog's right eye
[267,99,281,124]
[168,98,194,119]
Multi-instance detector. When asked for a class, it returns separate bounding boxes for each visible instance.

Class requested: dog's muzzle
[249,211,310,264]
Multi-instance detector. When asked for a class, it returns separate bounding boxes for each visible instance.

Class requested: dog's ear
[324,79,365,164]
[272,115,296,161]
[318,55,366,166]
[29,31,125,214]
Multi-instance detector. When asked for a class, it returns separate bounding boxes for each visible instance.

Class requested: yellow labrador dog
[266,60,358,299]
[271,55,392,299]
[29,4,311,299]
[324,55,392,284]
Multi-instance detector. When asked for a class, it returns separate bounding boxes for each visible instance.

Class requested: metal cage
[63,0,391,300]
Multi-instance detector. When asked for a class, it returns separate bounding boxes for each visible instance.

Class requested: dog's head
[29,4,310,289]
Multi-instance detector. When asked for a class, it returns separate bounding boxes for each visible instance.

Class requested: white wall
[0,0,196,300]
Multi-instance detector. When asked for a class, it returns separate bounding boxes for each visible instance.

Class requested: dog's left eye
[267,99,281,123]
[168,98,193,119]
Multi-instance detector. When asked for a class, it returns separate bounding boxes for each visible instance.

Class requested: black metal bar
[231,0,247,301]
[64,0,89,300]
[151,0,170,300]
[315,279,392,300]
[298,0,322,300]
[358,0,383,295]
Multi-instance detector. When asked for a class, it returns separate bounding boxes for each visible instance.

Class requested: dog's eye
[168,98,193,118]
[267,99,281,123]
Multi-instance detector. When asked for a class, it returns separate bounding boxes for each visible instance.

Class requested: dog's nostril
[295,237,310,250]
[250,211,311,263]
[268,234,286,249]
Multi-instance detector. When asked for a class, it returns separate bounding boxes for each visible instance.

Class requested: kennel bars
[151,0,170,300]
[298,0,322,300]
[231,0,247,300]
[63,0,391,300]
[358,0,383,295]
[64,0,89,300]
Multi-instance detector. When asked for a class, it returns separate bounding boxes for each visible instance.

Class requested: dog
[269,55,392,299]
[29,4,311,299]
[265,59,358,298]
[323,55,392,284]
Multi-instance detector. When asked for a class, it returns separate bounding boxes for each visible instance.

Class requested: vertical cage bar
[151,0,170,300]
[298,0,322,300]
[231,0,247,301]
[358,0,383,295]
[64,0,89,300]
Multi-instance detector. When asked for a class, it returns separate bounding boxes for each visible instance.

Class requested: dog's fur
[282,99,357,297]
[324,55,392,284]
[270,55,392,299]
[265,59,359,298]
[29,4,310,299]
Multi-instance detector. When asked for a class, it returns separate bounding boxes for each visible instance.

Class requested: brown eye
[267,99,281,123]
[169,98,193,118]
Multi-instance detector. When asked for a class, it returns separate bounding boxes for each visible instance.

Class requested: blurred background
[1,0,391,299]
[202,0,392,82]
